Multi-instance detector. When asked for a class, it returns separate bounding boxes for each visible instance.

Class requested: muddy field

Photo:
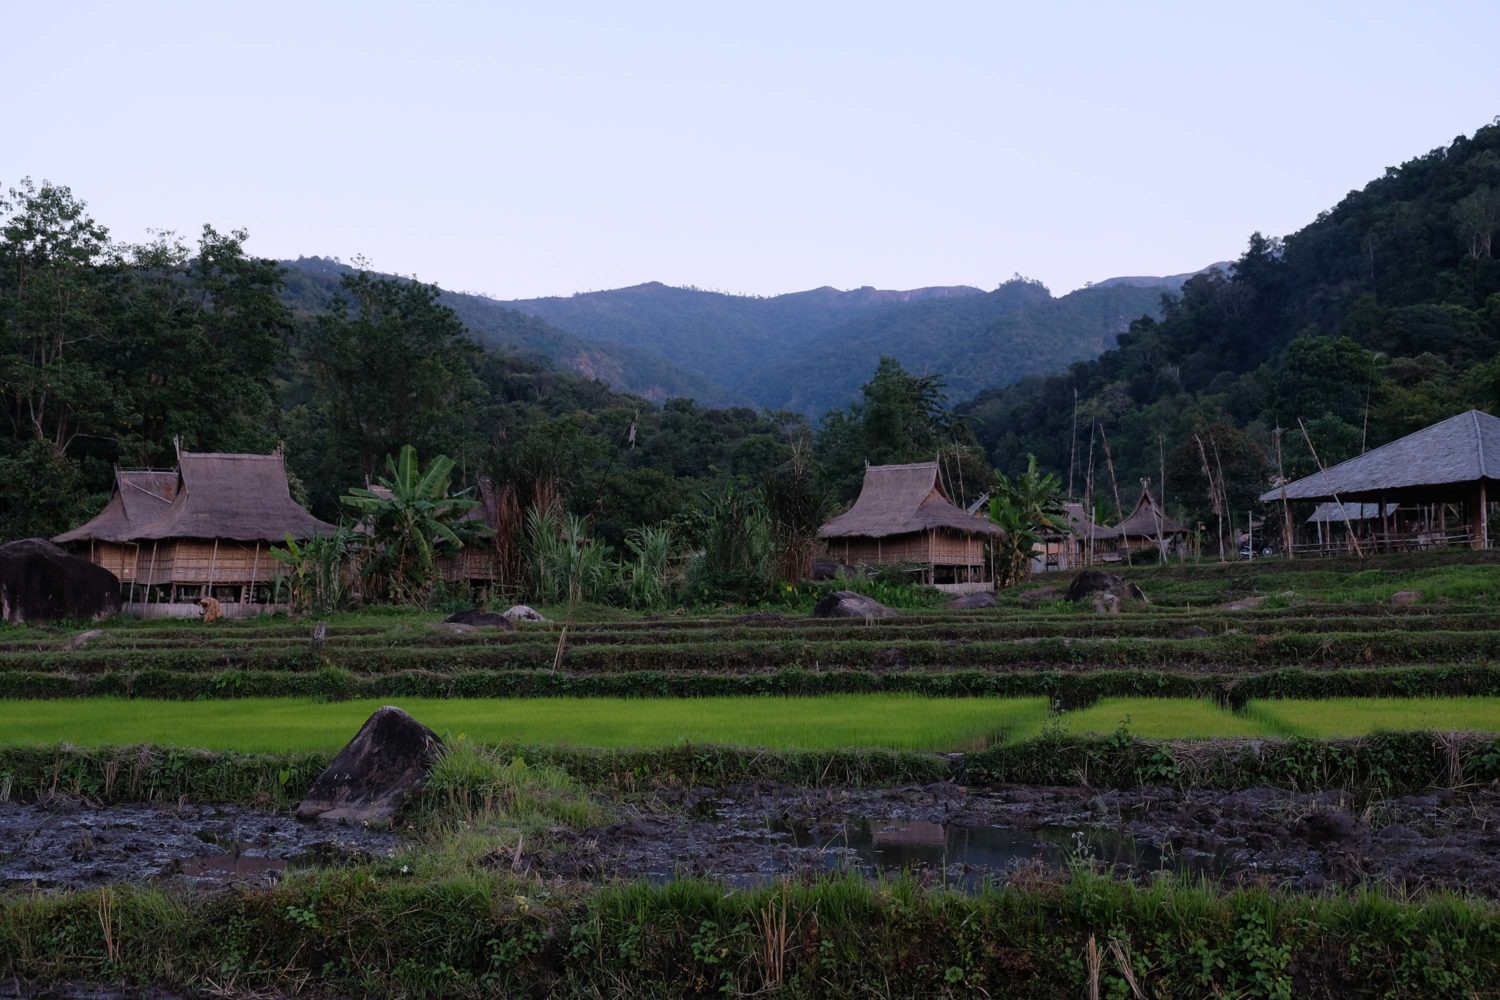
[538,782,1500,896]
[0,799,399,890]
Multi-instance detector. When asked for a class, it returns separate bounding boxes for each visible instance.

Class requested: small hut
[817,461,1001,593]
[1261,409,1500,550]
[1032,501,1119,573]
[1112,484,1188,554]
[56,450,335,616]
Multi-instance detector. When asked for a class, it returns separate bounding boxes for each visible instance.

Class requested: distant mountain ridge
[281,258,1214,416]
[279,258,737,405]
[501,274,1188,415]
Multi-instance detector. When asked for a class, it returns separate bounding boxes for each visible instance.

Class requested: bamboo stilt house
[1032,501,1119,572]
[817,461,1001,592]
[55,450,335,617]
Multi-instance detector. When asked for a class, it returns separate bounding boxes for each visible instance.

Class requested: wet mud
[538,782,1500,896]
[0,799,399,890]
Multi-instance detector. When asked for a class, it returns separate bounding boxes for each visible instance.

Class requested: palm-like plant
[986,455,1067,588]
[342,444,487,605]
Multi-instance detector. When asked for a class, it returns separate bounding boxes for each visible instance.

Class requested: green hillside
[503,275,1174,415]
[281,259,736,406]
[959,117,1500,528]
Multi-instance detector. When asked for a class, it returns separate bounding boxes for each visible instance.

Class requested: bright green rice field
[2,695,1498,752]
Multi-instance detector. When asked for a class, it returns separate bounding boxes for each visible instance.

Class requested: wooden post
[1472,482,1489,550]
[248,541,261,608]
[144,541,159,606]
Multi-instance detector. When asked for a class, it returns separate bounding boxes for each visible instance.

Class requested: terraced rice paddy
[8,551,1500,997]
[3,694,1498,751]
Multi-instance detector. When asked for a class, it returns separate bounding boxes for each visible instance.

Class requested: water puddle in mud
[624,815,1237,888]
[772,817,1230,889]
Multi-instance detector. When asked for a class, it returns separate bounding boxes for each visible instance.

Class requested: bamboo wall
[828,529,987,574]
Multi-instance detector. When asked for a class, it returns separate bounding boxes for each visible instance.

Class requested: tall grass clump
[420,737,604,830]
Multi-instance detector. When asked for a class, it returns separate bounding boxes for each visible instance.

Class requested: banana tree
[986,455,1067,588]
[342,444,488,605]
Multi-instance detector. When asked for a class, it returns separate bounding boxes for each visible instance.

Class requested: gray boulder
[1063,570,1147,609]
[1390,589,1421,607]
[811,590,896,620]
[1017,586,1062,608]
[443,608,516,629]
[502,604,548,622]
[297,706,443,826]
[948,591,996,610]
[0,538,120,625]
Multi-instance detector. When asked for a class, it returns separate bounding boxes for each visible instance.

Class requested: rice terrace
[9,8,1500,997]
[3,549,1500,998]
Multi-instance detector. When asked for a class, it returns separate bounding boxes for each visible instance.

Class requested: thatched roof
[1113,485,1187,538]
[818,462,1001,540]
[1260,410,1500,503]
[127,452,334,543]
[1041,501,1117,541]
[1306,501,1397,524]
[54,470,177,544]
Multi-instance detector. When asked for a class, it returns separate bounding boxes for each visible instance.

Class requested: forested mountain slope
[503,276,1174,415]
[280,258,735,406]
[959,117,1500,528]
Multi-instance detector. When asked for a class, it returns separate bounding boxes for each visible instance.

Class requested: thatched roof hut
[818,462,999,590]
[1112,485,1187,541]
[55,450,334,616]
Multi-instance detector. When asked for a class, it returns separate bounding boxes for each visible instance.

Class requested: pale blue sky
[8,2,1499,298]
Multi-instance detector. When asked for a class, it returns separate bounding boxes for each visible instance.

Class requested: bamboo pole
[1274,427,1294,559]
[1298,417,1364,559]
[1098,423,1130,567]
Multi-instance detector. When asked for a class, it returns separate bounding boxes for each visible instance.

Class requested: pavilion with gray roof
[1261,409,1500,549]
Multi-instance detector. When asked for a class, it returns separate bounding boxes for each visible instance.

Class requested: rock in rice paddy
[810,590,896,620]
[948,591,996,610]
[1390,589,1422,606]
[0,538,120,625]
[1064,570,1147,609]
[296,706,443,826]
[503,604,548,622]
[442,608,517,629]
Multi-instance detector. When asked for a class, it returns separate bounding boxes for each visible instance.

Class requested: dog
[197,596,223,623]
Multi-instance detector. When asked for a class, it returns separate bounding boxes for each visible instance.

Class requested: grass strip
[6,730,1500,805]
[6,664,1500,704]
[3,869,1498,997]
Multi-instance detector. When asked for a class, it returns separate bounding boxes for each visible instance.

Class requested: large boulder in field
[0,538,120,625]
[811,590,896,620]
[296,706,443,826]
[948,591,996,610]
[502,604,547,622]
[443,608,516,630]
[1063,570,1147,611]
[810,558,850,581]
